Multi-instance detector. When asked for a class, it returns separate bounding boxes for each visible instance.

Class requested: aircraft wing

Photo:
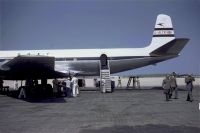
[0,55,68,80]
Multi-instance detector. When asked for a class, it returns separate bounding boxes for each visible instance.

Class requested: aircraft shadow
[0,90,67,103]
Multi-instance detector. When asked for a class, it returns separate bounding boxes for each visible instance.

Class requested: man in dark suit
[185,74,195,102]
[162,75,171,101]
[170,72,178,99]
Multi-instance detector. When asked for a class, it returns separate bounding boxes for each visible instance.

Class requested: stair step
[102,77,110,79]
[101,76,110,78]
[101,71,109,72]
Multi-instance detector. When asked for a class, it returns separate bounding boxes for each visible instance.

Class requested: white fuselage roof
[0,47,150,59]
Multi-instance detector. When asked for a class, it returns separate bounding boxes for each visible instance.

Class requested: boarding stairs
[100,62,111,93]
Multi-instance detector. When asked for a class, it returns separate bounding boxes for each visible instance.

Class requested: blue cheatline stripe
[153,34,174,37]
[154,28,173,30]
[55,56,148,61]
[0,56,150,62]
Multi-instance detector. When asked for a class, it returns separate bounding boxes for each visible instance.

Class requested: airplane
[0,14,189,80]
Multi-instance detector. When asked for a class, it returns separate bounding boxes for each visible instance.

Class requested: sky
[0,0,199,75]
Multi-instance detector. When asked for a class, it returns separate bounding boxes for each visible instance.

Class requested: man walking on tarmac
[117,77,122,88]
[162,75,171,101]
[170,72,178,99]
[66,77,72,97]
[52,79,59,98]
[136,76,140,89]
[71,74,79,97]
[185,74,195,102]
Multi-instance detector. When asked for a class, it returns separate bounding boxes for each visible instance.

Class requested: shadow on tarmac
[24,97,67,103]
[80,124,200,133]
[0,90,67,103]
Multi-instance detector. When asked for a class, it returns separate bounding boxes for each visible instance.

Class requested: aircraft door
[100,54,108,69]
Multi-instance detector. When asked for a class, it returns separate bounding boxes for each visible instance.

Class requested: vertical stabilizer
[148,14,175,52]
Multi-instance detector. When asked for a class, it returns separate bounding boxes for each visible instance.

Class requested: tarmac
[0,87,199,133]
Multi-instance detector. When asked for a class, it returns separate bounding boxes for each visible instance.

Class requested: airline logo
[157,23,164,26]
[153,23,175,37]
[153,28,174,37]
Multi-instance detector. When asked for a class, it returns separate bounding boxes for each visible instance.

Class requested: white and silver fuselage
[0,47,176,76]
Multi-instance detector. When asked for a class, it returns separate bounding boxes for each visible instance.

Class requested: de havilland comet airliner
[0,14,189,80]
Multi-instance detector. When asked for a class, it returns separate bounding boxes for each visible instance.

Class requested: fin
[148,14,175,52]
